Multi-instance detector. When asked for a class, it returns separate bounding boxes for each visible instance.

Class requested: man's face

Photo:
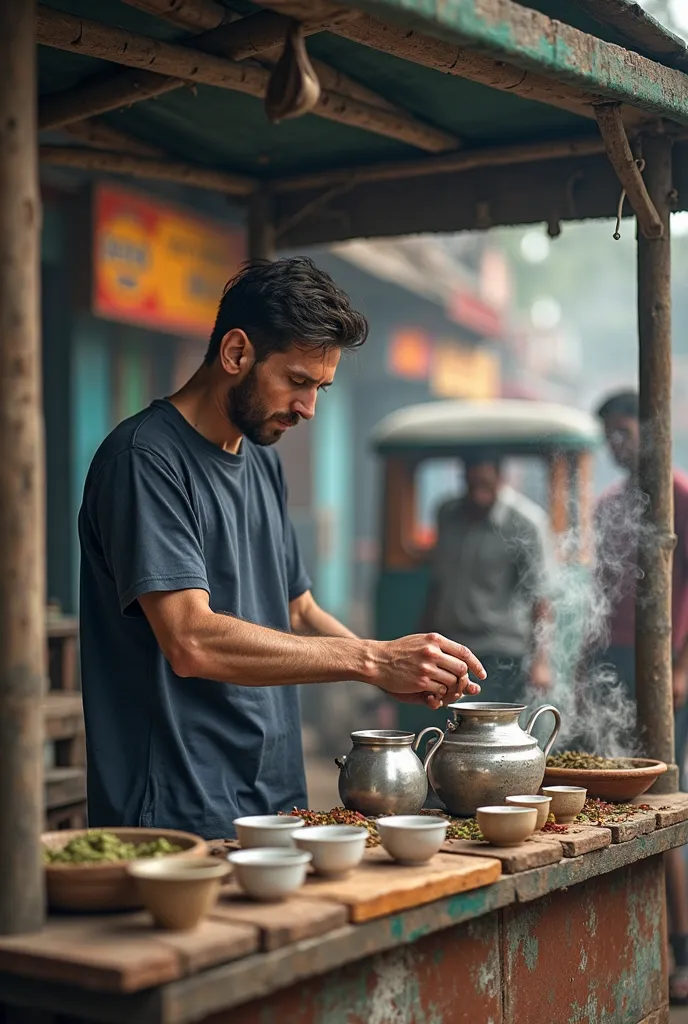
[465,462,501,510]
[227,345,340,446]
[603,413,639,472]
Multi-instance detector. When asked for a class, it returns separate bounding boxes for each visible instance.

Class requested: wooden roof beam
[118,2,400,112]
[594,101,663,239]
[328,0,688,125]
[570,0,688,71]
[119,0,230,33]
[58,119,166,158]
[37,6,458,152]
[257,0,601,121]
[39,145,255,195]
[273,132,609,192]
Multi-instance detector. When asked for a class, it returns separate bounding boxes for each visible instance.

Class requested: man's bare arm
[289,590,357,639]
[138,589,486,705]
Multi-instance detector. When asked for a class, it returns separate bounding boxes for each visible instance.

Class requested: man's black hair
[463,450,503,473]
[596,390,639,422]
[205,257,369,365]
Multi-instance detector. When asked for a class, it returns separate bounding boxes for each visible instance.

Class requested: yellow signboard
[431,343,500,399]
[93,184,245,338]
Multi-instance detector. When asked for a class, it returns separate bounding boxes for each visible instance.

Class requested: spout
[334,756,347,772]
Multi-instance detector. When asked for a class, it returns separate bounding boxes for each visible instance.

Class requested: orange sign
[388,329,431,379]
[431,343,500,399]
[93,185,245,338]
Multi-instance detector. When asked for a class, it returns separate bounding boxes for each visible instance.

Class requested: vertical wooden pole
[577,451,594,566]
[248,188,275,261]
[0,0,45,932]
[636,131,677,792]
[548,453,570,539]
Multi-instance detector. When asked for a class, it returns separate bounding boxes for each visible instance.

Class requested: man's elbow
[165,633,205,678]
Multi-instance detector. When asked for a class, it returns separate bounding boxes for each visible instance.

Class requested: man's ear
[219,329,255,378]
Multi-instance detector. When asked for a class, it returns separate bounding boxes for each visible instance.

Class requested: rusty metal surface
[0,822,685,1024]
[504,855,667,1024]
[215,916,502,1024]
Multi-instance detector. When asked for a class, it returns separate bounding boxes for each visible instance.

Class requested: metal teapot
[417,702,561,817]
[335,729,444,817]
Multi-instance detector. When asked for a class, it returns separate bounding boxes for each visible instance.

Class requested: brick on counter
[442,837,562,874]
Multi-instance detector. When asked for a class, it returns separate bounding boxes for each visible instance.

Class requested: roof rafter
[327,0,688,125]
[40,144,255,194]
[37,4,458,152]
[118,0,399,111]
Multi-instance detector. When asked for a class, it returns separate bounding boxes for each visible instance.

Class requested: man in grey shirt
[423,455,551,703]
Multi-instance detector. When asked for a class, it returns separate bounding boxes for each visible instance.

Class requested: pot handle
[413,726,445,774]
[525,704,562,759]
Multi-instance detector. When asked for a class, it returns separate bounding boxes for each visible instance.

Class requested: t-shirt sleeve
[285,514,311,602]
[86,447,209,616]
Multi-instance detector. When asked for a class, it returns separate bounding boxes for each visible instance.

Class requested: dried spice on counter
[283,807,382,846]
[575,798,652,826]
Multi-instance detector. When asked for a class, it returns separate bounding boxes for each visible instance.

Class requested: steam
[513,482,650,758]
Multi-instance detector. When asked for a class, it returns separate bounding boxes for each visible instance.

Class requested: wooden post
[0,0,45,933]
[248,188,276,261]
[636,131,677,793]
[548,453,570,539]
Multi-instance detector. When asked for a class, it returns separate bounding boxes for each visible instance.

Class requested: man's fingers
[425,664,461,688]
[433,651,469,679]
[431,635,486,680]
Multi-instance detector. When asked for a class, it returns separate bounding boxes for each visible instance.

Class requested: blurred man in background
[595,389,688,1004]
[422,454,552,703]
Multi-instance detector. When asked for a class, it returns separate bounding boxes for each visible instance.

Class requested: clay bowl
[541,786,587,824]
[42,828,208,912]
[542,758,667,802]
[506,794,552,831]
[476,806,537,847]
[128,857,230,931]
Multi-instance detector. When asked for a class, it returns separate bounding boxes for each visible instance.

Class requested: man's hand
[673,664,688,710]
[530,656,551,693]
[369,633,485,710]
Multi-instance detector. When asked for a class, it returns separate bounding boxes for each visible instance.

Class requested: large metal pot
[335,729,443,816]
[419,702,561,817]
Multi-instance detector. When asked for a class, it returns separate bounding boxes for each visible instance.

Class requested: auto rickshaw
[372,399,602,735]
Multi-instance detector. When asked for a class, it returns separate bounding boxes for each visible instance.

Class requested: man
[78,258,485,841]
[422,454,551,703]
[595,389,688,1004]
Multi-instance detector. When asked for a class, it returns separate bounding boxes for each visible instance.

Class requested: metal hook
[613,158,646,240]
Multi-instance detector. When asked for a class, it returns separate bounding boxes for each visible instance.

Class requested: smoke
[513,482,650,758]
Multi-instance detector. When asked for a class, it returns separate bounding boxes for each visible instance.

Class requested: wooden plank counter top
[0,804,686,1022]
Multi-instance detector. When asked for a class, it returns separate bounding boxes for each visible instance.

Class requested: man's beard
[227,367,298,446]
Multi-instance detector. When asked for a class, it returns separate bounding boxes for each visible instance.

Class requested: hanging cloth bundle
[265,21,321,124]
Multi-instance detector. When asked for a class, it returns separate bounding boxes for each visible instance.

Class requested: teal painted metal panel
[345,0,688,124]
[71,316,112,611]
[313,376,353,620]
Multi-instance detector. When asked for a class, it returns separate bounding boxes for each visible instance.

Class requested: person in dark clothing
[594,389,688,1004]
[422,455,552,704]
[79,257,486,840]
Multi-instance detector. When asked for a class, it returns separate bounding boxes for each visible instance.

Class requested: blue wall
[313,368,353,621]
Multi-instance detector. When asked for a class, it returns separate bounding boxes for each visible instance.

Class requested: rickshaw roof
[372,399,602,455]
[38,0,688,245]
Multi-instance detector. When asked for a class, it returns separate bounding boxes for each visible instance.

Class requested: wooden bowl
[43,828,208,911]
[542,758,667,802]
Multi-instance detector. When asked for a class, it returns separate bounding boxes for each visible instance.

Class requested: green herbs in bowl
[42,827,208,911]
[44,831,182,865]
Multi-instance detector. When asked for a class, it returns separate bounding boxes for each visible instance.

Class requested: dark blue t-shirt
[78,399,310,839]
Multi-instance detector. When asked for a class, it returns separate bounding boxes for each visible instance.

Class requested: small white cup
[233,815,305,849]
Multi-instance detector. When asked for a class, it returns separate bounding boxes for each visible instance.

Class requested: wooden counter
[0,797,686,1024]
